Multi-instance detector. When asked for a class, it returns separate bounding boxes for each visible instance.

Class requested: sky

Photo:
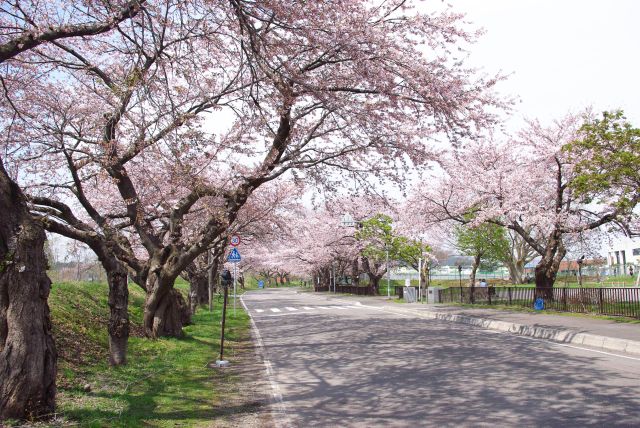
[438,0,640,130]
[416,0,640,255]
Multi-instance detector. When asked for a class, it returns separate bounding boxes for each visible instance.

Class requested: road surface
[241,288,640,427]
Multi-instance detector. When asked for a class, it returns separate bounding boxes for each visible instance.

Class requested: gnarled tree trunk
[143,264,190,338]
[0,163,57,421]
[534,234,566,300]
[188,273,208,315]
[104,259,129,366]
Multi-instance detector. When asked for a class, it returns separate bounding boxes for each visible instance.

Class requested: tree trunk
[507,260,526,284]
[369,275,381,295]
[0,162,57,421]
[188,273,208,315]
[143,270,190,338]
[105,260,129,366]
[534,235,566,300]
[208,259,218,297]
[469,254,481,287]
[351,259,360,286]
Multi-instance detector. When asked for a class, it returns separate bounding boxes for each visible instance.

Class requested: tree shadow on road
[255,309,640,427]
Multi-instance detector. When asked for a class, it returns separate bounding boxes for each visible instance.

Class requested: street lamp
[458,264,462,288]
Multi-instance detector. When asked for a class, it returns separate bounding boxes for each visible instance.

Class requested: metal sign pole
[233,263,237,316]
[418,257,422,302]
[386,249,390,299]
[208,250,213,312]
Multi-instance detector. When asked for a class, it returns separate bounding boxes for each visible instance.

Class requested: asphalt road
[241,288,640,427]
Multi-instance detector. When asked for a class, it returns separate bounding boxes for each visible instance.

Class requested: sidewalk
[321,292,640,357]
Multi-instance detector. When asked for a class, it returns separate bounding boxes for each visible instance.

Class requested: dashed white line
[303,306,314,310]
[285,307,298,311]
[270,308,281,313]
[255,309,264,313]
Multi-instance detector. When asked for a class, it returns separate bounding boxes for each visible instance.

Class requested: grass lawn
[35,280,254,427]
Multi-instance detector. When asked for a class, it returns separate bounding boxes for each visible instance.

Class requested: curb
[395,306,640,357]
[317,293,640,357]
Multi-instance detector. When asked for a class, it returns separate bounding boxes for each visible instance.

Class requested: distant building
[606,236,640,275]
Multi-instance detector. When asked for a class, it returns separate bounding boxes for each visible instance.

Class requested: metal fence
[438,286,640,319]
[314,285,376,295]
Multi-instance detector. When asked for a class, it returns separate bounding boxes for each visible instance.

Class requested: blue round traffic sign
[534,298,544,311]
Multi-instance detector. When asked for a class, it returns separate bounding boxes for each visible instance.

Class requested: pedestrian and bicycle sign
[534,298,544,311]
[230,235,241,247]
[227,248,241,263]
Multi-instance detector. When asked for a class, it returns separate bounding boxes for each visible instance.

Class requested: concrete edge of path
[328,296,640,357]
[239,296,292,428]
[409,310,640,356]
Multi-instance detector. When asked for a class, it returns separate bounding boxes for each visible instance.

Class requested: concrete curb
[322,294,640,357]
[397,307,640,357]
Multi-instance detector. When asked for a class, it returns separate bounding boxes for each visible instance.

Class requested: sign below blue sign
[227,248,241,263]
[534,298,544,311]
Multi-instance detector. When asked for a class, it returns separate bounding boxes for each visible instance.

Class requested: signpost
[227,247,241,316]
[230,235,241,247]
[258,280,264,289]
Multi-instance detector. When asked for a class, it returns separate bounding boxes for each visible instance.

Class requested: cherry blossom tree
[5,0,504,343]
[0,0,149,419]
[0,0,146,63]
[412,112,640,293]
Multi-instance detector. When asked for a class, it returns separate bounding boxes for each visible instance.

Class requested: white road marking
[317,306,332,310]
[332,306,348,310]
[270,308,281,313]
[285,307,298,311]
[239,297,290,428]
[303,306,314,310]
[255,309,264,313]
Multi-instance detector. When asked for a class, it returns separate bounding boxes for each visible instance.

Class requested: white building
[606,236,640,274]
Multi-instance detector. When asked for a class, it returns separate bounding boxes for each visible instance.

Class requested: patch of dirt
[206,326,277,428]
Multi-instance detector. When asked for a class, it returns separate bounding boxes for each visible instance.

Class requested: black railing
[438,286,640,318]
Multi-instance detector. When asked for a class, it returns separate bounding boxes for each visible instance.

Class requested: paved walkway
[318,292,640,356]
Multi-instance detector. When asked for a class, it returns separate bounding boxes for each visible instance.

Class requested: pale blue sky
[439,0,640,129]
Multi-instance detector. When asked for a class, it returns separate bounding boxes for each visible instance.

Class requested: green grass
[44,280,251,427]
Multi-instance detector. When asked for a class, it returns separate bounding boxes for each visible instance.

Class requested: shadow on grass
[57,306,259,427]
